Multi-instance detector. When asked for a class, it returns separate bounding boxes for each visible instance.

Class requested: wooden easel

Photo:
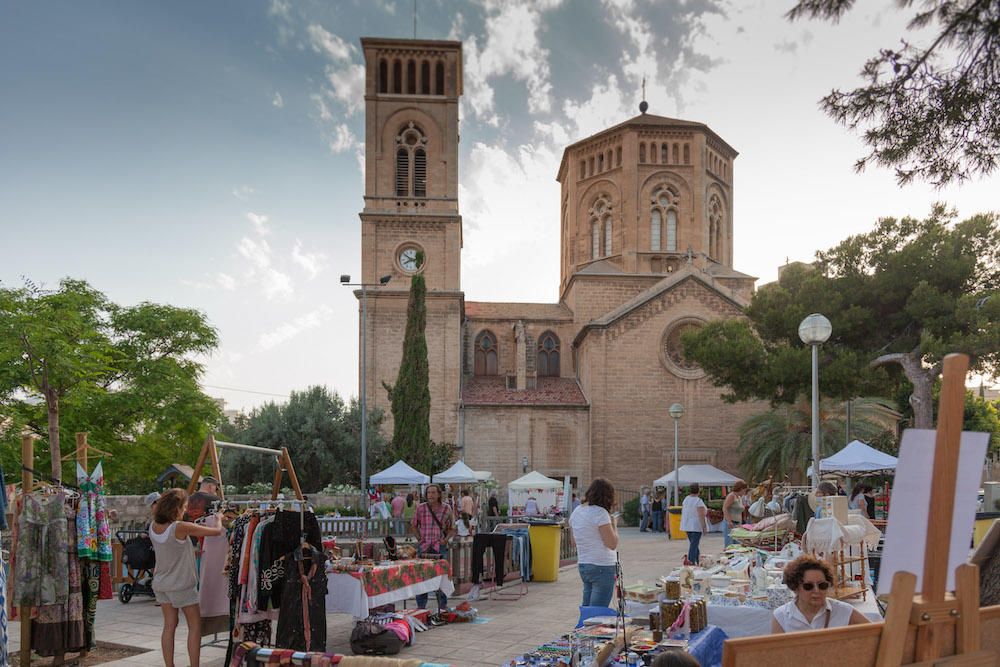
[186,434,304,501]
[722,353,1000,666]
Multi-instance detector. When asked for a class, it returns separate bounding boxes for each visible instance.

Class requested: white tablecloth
[708,594,882,638]
[324,571,455,619]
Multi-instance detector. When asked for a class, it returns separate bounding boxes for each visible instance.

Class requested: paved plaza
[9,528,713,666]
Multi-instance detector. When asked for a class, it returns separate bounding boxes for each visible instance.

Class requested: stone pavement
[9,527,720,666]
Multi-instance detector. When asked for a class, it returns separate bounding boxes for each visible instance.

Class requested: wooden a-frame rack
[186,433,304,501]
[722,353,1000,666]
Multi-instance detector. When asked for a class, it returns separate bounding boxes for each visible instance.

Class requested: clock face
[399,247,420,272]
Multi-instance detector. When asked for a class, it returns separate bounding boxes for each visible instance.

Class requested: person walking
[149,489,224,667]
[569,478,619,607]
[639,487,652,533]
[487,492,500,517]
[680,484,708,565]
[722,481,748,548]
[411,484,455,612]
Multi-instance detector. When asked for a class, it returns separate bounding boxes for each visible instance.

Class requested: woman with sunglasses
[771,555,870,633]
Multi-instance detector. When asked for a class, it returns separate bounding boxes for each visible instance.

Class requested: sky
[1,0,997,412]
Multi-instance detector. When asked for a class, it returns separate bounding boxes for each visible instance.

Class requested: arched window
[650,142,657,163]
[420,60,430,94]
[661,144,668,164]
[639,143,646,162]
[392,60,402,93]
[414,148,427,197]
[606,149,612,169]
[615,146,622,166]
[591,220,600,259]
[378,59,388,93]
[589,156,595,175]
[709,194,724,260]
[651,185,680,252]
[673,143,679,164]
[395,123,427,198]
[435,61,445,95]
[406,60,416,94]
[474,330,498,376]
[537,331,561,377]
[604,217,612,255]
[395,148,409,197]
[580,160,586,179]
[683,144,690,164]
[597,153,604,172]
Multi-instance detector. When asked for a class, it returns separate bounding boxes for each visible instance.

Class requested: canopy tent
[508,471,562,490]
[432,460,479,483]
[369,460,430,485]
[653,464,742,489]
[473,470,493,482]
[808,440,898,476]
[507,470,564,517]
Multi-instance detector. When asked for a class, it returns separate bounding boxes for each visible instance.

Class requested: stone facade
[356,37,762,492]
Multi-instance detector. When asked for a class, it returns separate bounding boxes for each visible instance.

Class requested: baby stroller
[117,529,156,603]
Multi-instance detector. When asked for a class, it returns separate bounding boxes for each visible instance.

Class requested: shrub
[622,497,640,527]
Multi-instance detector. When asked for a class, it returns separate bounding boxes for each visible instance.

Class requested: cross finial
[639,76,649,114]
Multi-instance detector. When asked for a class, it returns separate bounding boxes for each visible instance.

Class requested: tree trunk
[870,349,937,430]
[46,389,61,482]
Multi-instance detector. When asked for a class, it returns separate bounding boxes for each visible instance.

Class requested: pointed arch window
[589,196,613,259]
[639,143,646,163]
[708,193,724,260]
[395,123,428,197]
[537,331,561,377]
[378,59,388,93]
[406,60,416,94]
[604,217,612,255]
[435,61,445,95]
[591,220,600,259]
[673,143,679,164]
[474,330,498,376]
[650,143,657,163]
[420,60,430,94]
[661,144,668,163]
[392,60,402,93]
[651,185,680,252]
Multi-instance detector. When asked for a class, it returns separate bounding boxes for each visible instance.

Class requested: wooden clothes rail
[186,434,304,501]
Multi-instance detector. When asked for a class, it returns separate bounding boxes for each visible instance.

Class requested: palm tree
[738,397,898,482]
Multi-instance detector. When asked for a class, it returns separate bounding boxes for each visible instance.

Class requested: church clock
[398,245,422,273]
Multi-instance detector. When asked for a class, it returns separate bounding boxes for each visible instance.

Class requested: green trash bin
[528,522,562,582]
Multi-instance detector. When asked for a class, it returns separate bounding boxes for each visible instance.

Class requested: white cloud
[307,24,354,61]
[291,240,327,280]
[216,272,237,291]
[272,92,284,108]
[328,124,358,153]
[246,211,270,235]
[324,63,365,116]
[459,1,563,124]
[232,185,254,200]
[237,236,293,299]
[562,75,632,139]
[256,305,334,351]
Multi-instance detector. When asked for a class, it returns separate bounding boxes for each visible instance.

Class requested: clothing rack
[187,434,304,501]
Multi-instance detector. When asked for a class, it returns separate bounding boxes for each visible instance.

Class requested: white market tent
[507,470,563,516]
[473,470,493,482]
[653,464,741,489]
[369,460,430,485]
[808,439,898,475]
[432,460,479,483]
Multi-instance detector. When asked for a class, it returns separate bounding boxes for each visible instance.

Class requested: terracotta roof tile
[462,376,589,407]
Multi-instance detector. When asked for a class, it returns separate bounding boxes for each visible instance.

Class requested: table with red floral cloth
[324,559,455,619]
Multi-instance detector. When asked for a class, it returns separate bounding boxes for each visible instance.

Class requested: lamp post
[798,313,832,489]
[668,403,684,505]
[521,456,529,474]
[341,273,391,508]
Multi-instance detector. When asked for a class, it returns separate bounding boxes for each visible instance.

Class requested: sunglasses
[801,581,831,591]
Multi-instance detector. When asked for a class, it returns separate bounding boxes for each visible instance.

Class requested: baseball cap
[200,476,220,485]
[144,492,161,507]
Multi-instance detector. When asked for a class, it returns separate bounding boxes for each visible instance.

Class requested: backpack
[350,620,404,656]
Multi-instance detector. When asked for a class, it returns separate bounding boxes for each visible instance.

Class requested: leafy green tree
[962,391,1000,453]
[683,206,1000,429]
[0,278,219,486]
[787,0,1000,186]
[381,254,452,474]
[738,398,898,481]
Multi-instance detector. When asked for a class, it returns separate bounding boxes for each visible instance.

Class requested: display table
[707,594,882,638]
[324,558,454,619]
[687,625,727,667]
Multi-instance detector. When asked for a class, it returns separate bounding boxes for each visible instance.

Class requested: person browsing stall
[722,480,748,547]
[771,555,870,633]
[569,478,619,607]
[411,483,455,611]
[680,484,708,565]
[813,481,838,518]
[149,488,224,667]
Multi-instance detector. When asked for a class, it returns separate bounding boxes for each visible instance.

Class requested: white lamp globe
[668,403,684,420]
[798,313,832,345]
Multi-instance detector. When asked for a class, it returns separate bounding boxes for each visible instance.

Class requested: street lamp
[668,403,684,505]
[341,273,392,508]
[521,456,529,474]
[798,313,832,489]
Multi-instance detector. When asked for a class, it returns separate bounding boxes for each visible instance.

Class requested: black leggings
[471,534,508,586]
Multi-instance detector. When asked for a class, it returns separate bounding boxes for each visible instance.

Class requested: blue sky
[2,1,997,410]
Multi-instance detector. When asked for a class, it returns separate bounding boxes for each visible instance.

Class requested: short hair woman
[771,555,870,633]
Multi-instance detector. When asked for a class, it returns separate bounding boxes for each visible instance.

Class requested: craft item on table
[662,575,681,600]
[802,516,868,556]
[710,574,731,590]
[677,567,693,591]
[624,582,660,604]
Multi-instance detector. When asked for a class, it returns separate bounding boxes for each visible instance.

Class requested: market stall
[431,460,478,484]
[507,470,563,516]
[370,460,431,485]
[810,439,898,475]
[653,464,742,491]
[324,558,455,619]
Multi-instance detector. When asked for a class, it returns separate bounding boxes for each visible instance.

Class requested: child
[456,511,474,537]
[149,488,223,667]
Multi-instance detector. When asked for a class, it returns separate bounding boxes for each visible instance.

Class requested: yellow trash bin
[973,514,999,548]
[668,506,686,540]
[528,523,562,582]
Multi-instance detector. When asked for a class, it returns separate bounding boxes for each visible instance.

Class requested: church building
[355,37,762,491]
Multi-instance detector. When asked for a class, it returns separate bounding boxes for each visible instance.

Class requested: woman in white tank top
[149,488,223,667]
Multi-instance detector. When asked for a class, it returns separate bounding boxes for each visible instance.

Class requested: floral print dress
[76,461,112,562]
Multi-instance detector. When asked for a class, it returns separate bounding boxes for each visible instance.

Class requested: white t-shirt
[640,493,650,509]
[680,494,707,532]
[569,504,616,566]
[773,598,855,632]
